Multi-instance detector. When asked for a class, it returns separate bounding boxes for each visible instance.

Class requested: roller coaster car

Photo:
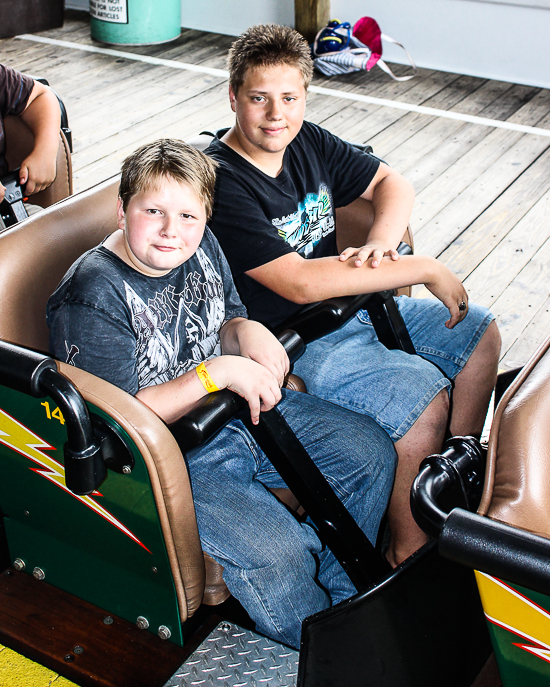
[0,142,493,687]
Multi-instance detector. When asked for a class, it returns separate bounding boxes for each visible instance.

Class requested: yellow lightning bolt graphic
[0,407,151,553]
[476,571,550,662]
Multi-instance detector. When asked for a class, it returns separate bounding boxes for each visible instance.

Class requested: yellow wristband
[196,361,220,393]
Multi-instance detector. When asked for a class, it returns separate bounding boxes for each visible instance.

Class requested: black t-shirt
[0,64,34,178]
[206,121,380,327]
[46,228,247,396]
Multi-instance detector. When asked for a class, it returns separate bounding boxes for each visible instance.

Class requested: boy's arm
[220,316,289,386]
[137,347,283,426]
[18,81,61,195]
[246,252,469,329]
[338,163,415,268]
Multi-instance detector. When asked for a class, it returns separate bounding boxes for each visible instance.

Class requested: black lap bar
[439,509,550,597]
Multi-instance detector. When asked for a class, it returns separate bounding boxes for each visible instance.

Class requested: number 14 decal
[41,401,65,425]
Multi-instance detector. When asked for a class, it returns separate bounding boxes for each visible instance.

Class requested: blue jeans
[186,389,396,648]
[293,296,495,441]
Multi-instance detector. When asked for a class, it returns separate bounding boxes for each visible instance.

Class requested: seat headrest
[0,176,119,352]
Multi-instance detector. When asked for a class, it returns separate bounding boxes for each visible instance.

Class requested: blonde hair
[119,139,218,218]
[228,24,313,94]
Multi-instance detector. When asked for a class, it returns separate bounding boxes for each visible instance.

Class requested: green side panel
[0,387,183,646]
[486,583,550,687]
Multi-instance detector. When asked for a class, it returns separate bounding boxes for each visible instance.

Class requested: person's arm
[137,318,284,426]
[18,81,61,195]
[220,316,289,386]
[246,252,469,328]
[338,163,415,268]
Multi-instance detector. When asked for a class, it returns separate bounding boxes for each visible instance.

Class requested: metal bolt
[64,654,74,663]
[219,622,231,632]
[103,616,114,625]
[122,465,132,474]
[136,616,149,630]
[13,558,25,571]
[23,510,29,516]
[3,570,13,577]
[151,567,158,574]
[33,567,45,580]
[73,646,84,655]
[158,625,171,640]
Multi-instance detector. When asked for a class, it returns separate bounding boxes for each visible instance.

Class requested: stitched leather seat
[478,334,550,537]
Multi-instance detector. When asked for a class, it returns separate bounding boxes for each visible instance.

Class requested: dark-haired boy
[47,138,397,649]
[206,24,501,567]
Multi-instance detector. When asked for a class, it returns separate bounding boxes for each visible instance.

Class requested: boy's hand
[19,151,57,196]
[0,182,5,203]
[210,355,282,425]
[340,240,399,269]
[425,262,469,328]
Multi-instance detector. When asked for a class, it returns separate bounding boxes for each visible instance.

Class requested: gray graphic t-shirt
[47,228,247,395]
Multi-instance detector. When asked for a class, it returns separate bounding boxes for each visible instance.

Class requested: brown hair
[119,139,218,217]
[228,24,313,94]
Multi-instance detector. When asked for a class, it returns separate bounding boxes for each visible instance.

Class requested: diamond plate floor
[164,622,299,687]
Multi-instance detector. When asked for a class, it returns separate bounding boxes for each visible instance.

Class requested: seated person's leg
[393,296,500,436]
[187,420,328,649]
[187,391,396,649]
[293,320,452,566]
[257,389,397,606]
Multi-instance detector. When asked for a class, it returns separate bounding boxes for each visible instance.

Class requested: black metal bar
[170,329,305,454]
[37,367,105,495]
[244,407,391,593]
[439,509,550,598]
[410,436,485,540]
[363,290,416,354]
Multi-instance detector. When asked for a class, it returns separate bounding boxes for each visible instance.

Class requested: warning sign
[90,0,128,23]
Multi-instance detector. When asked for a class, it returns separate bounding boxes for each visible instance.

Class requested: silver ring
[459,301,467,311]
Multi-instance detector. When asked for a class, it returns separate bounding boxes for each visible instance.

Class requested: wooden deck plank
[412,103,550,243]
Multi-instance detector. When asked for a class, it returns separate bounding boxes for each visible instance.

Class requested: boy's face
[117,177,206,277]
[229,63,307,158]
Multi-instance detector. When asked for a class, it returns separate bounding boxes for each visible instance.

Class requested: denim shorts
[292,296,495,441]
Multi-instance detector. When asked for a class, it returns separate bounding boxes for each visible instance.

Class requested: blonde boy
[47,139,396,648]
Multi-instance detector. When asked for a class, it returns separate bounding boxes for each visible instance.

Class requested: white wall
[332,0,550,88]
[180,0,293,36]
[65,0,550,89]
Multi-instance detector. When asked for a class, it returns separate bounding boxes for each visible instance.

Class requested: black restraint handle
[170,329,305,453]
[0,341,104,495]
[0,169,28,228]
[410,436,485,540]
[409,435,550,596]
[439,509,550,597]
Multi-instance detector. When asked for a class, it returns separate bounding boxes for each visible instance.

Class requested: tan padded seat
[479,334,550,539]
[4,113,73,210]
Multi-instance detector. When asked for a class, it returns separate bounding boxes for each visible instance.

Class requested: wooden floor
[2,10,550,370]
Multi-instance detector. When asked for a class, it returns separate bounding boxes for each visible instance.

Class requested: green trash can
[90,0,181,46]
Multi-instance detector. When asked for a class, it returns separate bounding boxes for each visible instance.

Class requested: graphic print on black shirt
[273,183,334,257]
